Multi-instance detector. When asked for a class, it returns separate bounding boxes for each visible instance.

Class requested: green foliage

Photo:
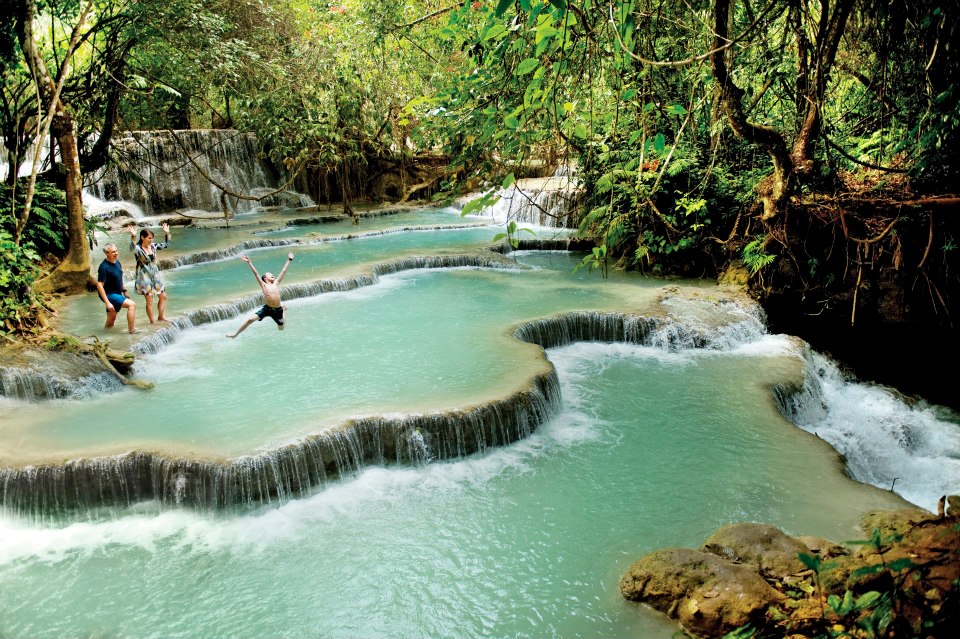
[782,527,941,639]
[0,179,69,257]
[573,244,607,278]
[0,228,41,338]
[493,219,536,250]
[46,333,82,352]
[460,189,501,217]
[742,235,776,274]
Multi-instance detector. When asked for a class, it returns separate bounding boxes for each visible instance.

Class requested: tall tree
[13,0,93,294]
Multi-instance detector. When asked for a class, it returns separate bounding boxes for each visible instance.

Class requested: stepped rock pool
[0,207,957,638]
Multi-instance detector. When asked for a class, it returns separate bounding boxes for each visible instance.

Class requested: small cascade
[771,346,960,512]
[772,343,829,424]
[1,264,783,517]
[0,369,561,516]
[514,312,660,349]
[83,192,145,221]
[133,254,515,355]
[653,295,768,350]
[473,174,583,229]
[158,237,303,269]
[84,129,312,216]
[160,223,491,270]
[0,366,121,400]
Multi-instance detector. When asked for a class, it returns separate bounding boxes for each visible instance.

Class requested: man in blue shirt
[95,243,139,334]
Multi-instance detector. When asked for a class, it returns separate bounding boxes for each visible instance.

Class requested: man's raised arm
[240,255,261,282]
[276,252,294,283]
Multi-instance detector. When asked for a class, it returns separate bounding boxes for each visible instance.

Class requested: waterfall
[0,369,562,517]
[1,298,783,517]
[83,129,312,216]
[0,365,121,400]
[469,173,583,229]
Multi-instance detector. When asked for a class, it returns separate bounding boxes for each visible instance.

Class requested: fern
[743,235,776,274]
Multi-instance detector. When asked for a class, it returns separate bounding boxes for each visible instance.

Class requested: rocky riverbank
[620,501,959,638]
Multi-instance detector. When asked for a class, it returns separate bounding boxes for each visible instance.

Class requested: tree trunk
[789,0,856,173]
[15,0,92,294]
[711,0,793,221]
[35,111,90,294]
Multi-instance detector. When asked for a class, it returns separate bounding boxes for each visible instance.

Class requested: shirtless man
[226,252,294,338]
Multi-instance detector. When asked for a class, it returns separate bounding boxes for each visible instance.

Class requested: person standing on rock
[95,243,139,334]
[127,222,171,324]
[226,252,294,338]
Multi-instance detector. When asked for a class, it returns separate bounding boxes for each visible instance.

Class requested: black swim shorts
[255,304,285,325]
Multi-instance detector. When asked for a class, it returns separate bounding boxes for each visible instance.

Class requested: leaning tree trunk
[15,0,92,294]
[711,0,793,221]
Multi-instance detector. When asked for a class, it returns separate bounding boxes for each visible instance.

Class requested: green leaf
[495,0,514,17]
[535,24,559,43]
[501,173,516,189]
[797,552,821,572]
[887,557,917,572]
[851,564,886,578]
[574,123,587,139]
[854,591,882,610]
[653,133,666,154]
[484,24,506,41]
[621,87,637,100]
[516,58,539,75]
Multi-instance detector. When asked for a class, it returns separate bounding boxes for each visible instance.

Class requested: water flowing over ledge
[0,252,521,400]
[134,253,522,355]
[157,222,489,269]
[0,297,780,518]
[0,367,120,400]
[0,369,560,519]
[84,129,312,215]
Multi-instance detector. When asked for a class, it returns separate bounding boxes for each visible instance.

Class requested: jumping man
[226,252,294,338]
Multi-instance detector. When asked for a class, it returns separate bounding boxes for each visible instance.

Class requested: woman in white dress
[126,222,171,324]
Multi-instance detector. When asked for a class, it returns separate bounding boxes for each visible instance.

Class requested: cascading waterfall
[0,369,561,518]
[0,294,783,518]
[477,174,583,228]
[0,364,121,401]
[774,348,960,508]
[84,129,313,216]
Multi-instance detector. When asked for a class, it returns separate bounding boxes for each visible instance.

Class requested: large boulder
[702,522,809,579]
[619,547,785,637]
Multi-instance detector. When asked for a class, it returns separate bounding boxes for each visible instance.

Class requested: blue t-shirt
[97,259,125,296]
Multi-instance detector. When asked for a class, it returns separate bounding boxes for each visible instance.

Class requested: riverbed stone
[701,522,808,579]
[797,535,849,559]
[619,547,785,637]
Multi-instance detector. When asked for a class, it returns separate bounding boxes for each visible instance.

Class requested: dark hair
[139,229,153,241]
[261,274,268,282]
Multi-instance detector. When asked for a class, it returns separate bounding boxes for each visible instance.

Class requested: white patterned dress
[130,240,169,295]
